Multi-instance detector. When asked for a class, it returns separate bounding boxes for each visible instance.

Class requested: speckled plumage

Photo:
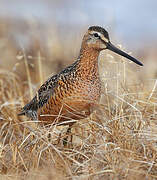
[19,26,143,125]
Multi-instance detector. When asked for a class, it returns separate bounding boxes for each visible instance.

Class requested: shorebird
[19,26,143,127]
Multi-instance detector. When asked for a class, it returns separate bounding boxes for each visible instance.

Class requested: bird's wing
[18,60,78,118]
[18,74,59,116]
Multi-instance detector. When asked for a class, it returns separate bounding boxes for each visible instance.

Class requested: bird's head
[83,26,143,66]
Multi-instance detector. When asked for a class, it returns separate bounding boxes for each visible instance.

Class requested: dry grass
[0,20,157,180]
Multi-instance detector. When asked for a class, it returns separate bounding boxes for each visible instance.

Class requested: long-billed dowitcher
[19,26,143,126]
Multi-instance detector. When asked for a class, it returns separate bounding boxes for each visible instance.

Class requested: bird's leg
[63,123,74,146]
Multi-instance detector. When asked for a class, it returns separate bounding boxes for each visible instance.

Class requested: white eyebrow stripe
[90,31,101,37]
[90,31,109,42]
[101,36,109,43]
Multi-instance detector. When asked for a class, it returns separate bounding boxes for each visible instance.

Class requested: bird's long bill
[107,42,143,66]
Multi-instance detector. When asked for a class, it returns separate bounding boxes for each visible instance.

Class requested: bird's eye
[93,33,100,38]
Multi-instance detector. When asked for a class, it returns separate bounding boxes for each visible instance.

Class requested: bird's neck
[77,45,100,79]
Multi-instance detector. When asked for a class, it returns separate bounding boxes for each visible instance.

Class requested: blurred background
[0,0,157,82]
